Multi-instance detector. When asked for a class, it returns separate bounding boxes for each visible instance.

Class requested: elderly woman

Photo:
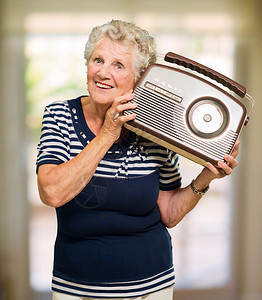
[36,20,239,300]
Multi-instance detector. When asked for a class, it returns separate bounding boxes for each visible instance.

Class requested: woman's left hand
[205,140,240,179]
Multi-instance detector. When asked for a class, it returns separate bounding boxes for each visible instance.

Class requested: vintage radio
[124,52,254,166]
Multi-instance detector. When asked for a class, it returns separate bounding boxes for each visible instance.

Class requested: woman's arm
[37,92,136,207]
[38,132,114,207]
[157,141,240,228]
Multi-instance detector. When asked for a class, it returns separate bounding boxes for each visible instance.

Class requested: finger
[112,111,120,120]
[206,161,230,178]
[205,162,222,177]
[217,160,234,175]
[114,91,135,105]
[230,140,240,159]
[111,101,137,121]
[119,112,137,123]
[111,113,136,125]
[112,110,136,123]
[117,101,137,113]
[224,154,238,169]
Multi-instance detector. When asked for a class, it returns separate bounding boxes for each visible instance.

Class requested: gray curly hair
[84,19,157,81]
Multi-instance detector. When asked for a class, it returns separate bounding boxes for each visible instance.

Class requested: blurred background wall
[0,0,261,299]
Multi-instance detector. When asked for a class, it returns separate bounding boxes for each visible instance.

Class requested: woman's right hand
[100,90,137,142]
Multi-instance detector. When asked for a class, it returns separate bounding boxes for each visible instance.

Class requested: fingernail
[218,161,224,167]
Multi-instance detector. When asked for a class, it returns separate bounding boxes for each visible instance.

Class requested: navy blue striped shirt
[36,96,182,298]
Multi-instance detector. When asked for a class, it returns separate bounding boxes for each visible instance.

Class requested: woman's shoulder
[44,96,84,115]
[45,99,69,111]
[43,101,69,120]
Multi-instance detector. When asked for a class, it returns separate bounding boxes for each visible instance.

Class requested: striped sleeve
[159,149,181,191]
[36,102,71,173]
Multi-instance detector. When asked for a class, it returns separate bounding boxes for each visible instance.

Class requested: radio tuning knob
[203,114,212,122]
[244,116,250,126]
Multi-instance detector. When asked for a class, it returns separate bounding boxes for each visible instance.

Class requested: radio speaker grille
[125,87,238,162]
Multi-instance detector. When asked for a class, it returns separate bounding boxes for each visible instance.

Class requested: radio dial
[186,98,229,138]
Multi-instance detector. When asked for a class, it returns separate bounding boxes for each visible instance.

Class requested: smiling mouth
[95,82,113,89]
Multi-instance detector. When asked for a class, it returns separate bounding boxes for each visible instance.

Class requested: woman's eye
[94,58,103,64]
[114,63,124,69]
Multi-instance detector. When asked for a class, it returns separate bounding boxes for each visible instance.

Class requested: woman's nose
[97,64,110,79]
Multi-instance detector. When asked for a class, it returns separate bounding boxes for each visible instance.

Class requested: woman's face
[87,38,136,107]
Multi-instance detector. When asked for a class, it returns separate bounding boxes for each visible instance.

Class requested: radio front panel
[124,63,249,166]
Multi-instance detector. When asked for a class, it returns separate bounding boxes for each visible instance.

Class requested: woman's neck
[80,96,128,141]
[81,96,110,135]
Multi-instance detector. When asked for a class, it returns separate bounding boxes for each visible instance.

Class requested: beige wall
[0,0,261,299]
[236,1,262,299]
